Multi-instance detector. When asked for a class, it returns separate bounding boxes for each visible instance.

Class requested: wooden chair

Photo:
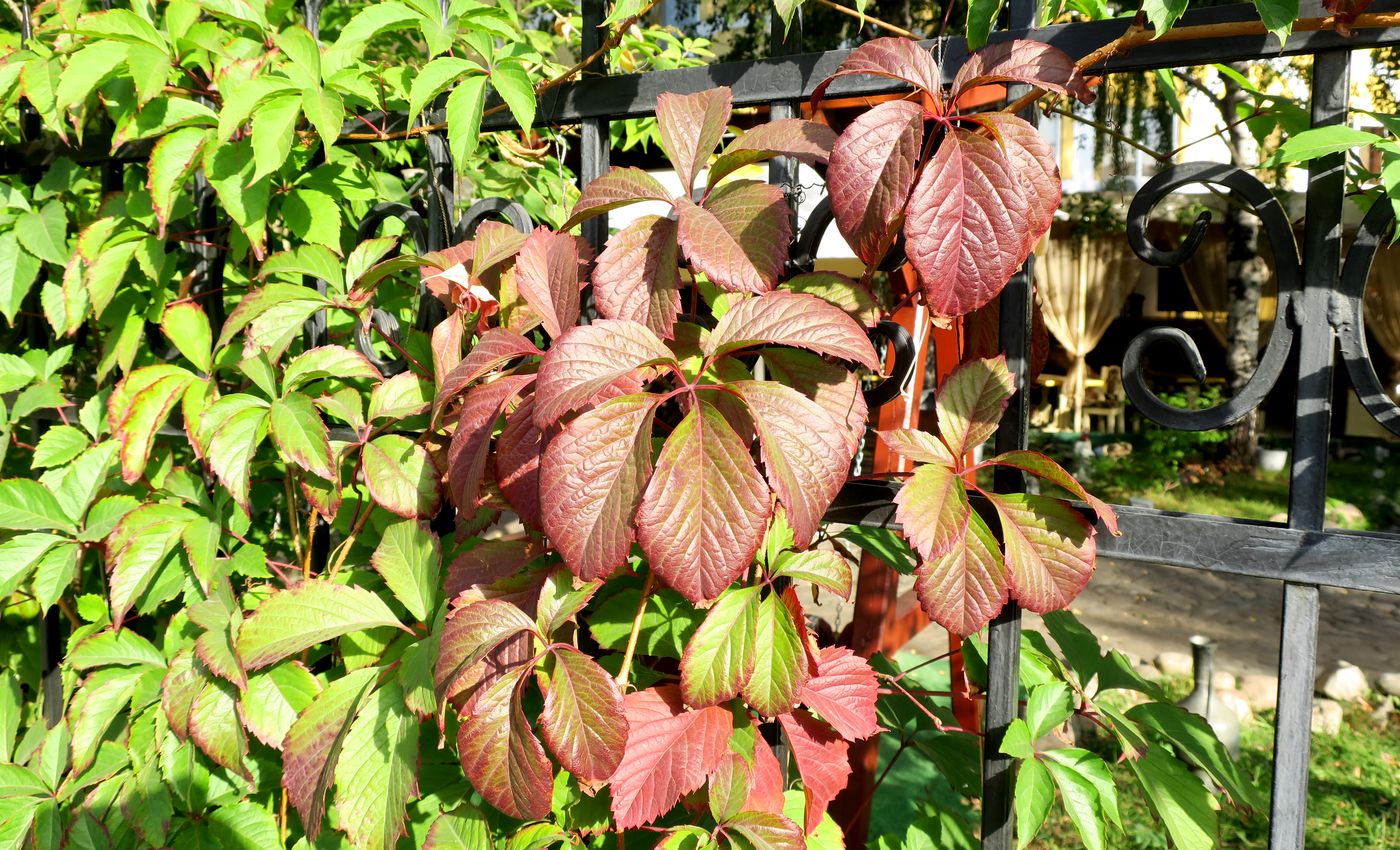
[1083,365,1127,432]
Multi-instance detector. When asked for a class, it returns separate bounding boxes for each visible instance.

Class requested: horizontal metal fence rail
[6,1,1400,848]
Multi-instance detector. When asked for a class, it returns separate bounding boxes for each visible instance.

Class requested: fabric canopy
[1365,242,1400,396]
[1033,227,1142,431]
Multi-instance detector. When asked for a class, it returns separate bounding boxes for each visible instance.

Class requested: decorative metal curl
[787,197,906,276]
[457,197,534,241]
[1335,195,1400,436]
[1121,163,1302,431]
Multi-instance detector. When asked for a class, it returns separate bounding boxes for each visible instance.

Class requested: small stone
[1311,698,1344,735]
[1269,512,1289,523]
[1325,502,1366,529]
[1216,688,1252,725]
[1377,672,1400,698]
[1371,697,1393,727]
[1212,670,1237,691]
[1318,661,1369,702]
[1239,674,1279,712]
[1155,651,1194,678]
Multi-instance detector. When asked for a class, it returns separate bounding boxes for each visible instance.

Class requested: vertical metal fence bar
[579,0,609,257]
[767,9,801,207]
[1269,47,1350,850]
[982,1,1039,846]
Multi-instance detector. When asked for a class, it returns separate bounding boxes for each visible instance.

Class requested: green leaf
[333,1,418,52]
[1142,0,1188,36]
[1041,751,1109,850]
[69,627,166,670]
[491,63,535,130]
[0,232,41,323]
[203,395,270,512]
[741,591,807,717]
[281,187,342,248]
[771,550,851,600]
[408,56,481,121]
[1126,747,1218,850]
[836,524,916,574]
[1014,755,1054,850]
[334,681,420,850]
[0,672,19,761]
[363,433,441,518]
[15,201,67,265]
[69,667,143,773]
[160,302,213,373]
[1126,702,1263,809]
[965,0,1004,50]
[32,425,89,469]
[1000,718,1035,760]
[242,662,320,748]
[284,345,380,392]
[0,532,67,598]
[589,586,702,659]
[1025,682,1074,740]
[238,582,405,668]
[425,803,493,849]
[207,802,280,850]
[32,541,78,612]
[147,127,210,235]
[251,93,302,182]
[215,283,332,352]
[1253,0,1298,45]
[106,503,195,627]
[1045,748,1121,833]
[370,520,440,622]
[269,392,335,479]
[446,73,488,163]
[368,372,430,421]
[680,584,760,707]
[1273,124,1379,164]
[55,41,129,111]
[0,479,75,532]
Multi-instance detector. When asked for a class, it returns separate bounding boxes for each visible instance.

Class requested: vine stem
[1004,11,1400,115]
[327,501,374,580]
[615,570,655,687]
[338,0,663,143]
[812,0,916,38]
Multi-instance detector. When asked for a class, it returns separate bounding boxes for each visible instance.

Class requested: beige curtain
[1176,225,1278,346]
[1034,229,1142,431]
[1364,243,1400,396]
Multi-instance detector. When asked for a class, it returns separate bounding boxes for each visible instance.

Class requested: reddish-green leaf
[282,667,379,839]
[676,182,790,294]
[107,503,196,629]
[238,583,405,669]
[457,664,552,820]
[780,272,881,327]
[936,355,1015,458]
[283,345,381,393]
[879,428,956,466]
[435,598,539,706]
[147,127,209,236]
[561,167,673,229]
[893,461,972,560]
[609,685,733,829]
[708,119,838,186]
[799,646,880,741]
[514,228,585,339]
[985,450,1119,535]
[811,37,945,108]
[733,379,854,547]
[706,291,880,369]
[759,350,867,457]
[905,127,1031,317]
[636,401,770,604]
[680,584,760,707]
[723,810,806,850]
[991,493,1096,614]
[951,39,1092,105]
[533,319,676,427]
[436,329,540,414]
[363,433,441,518]
[541,393,660,582]
[538,646,627,781]
[593,215,682,339]
[827,99,923,264]
[112,366,198,483]
[913,509,1008,637]
[778,710,848,835]
[189,678,249,778]
[656,87,731,194]
[708,752,752,823]
[334,681,421,850]
[770,550,852,599]
[269,392,334,479]
[446,374,534,513]
[741,592,807,718]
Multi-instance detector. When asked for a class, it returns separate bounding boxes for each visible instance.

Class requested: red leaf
[974,113,1060,258]
[984,450,1119,535]
[514,228,588,339]
[905,126,1032,317]
[446,374,534,512]
[879,428,956,466]
[593,215,682,339]
[540,393,661,581]
[708,118,839,185]
[609,685,733,829]
[635,401,771,604]
[677,181,791,294]
[892,461,972,560]
[533,319,676,427]
[733,380,855,547]
[800,646,881,741]
[951,39,1092,105]
[562,167,674,229]
[445,538,543,600]
[539,646,628,782]
[436,329,540,416]
[706,291,880,370]
[1325,0,1373,34]
[744,739,788,815]
[991,493,1096,614]
[759,350,868,457]
[936,355,1015,458]
[434,598,538,708]
[778,710,850,835]
[457,665,553,820]
[495,394,544,529]
[913,509,1008,637]
[827,99,924,264]
[812,37,945,109]
[656,87,732,194]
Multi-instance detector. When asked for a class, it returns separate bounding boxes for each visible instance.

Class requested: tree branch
[1171,68,1228,117]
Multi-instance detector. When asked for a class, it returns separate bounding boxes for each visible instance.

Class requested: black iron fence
[7,1,1400,849]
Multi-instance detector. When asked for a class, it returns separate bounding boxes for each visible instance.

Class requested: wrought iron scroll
[1336,195,1400,437]
[1122,162,1302,430]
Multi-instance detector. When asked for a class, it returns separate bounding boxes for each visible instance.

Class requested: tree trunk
[1220,66,1264,470]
